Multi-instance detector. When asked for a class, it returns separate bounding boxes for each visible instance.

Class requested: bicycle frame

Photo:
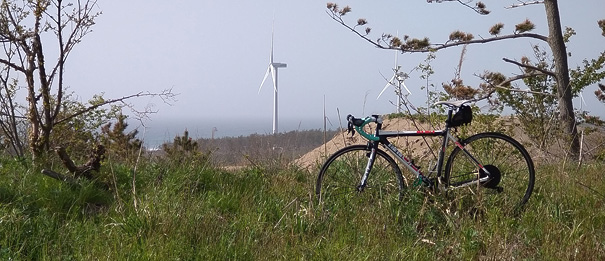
[356,110,491,191]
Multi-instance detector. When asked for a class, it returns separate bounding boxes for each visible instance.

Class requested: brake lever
[346,114,356,136]
[347,121,356,136]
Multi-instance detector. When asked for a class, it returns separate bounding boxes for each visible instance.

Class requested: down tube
[381,140,422,176]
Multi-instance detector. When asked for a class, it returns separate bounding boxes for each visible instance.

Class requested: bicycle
[316,99,535,213]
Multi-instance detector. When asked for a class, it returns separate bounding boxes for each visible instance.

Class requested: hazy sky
[61,0,605,141]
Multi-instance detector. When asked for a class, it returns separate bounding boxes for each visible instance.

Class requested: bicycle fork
[357,145,376,192]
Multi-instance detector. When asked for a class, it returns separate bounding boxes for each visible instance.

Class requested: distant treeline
[195,129,341,166]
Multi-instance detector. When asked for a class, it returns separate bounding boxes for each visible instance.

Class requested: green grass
[1,155,604,260]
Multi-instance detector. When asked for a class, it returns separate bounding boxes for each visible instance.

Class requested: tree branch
[326,9,548,54]
[41,169,78,186]
[493,84,556,97]
[0,112,27,119]
[426,33,548,52]
[502,57,557,78]
[54,90,176,125]
[0,57,26,72]
[506,1,544,9]
[427,0,490,15]
[481,72,556,96]
[54,145,104,179]
[42,144,106,187]
[326,10,383,50]
[55,146,84,176]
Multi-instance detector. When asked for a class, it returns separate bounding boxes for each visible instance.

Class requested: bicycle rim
[316,145,405,209]
[445,132,535,214]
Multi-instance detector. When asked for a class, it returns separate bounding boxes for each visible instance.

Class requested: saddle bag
[449,105,473,127]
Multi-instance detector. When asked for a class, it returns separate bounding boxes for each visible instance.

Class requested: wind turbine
[258,22,287,135]
[579,91,587,110]
[377,49,411,113]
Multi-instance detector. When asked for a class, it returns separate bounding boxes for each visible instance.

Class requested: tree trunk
[25,54,42,159]
[544,0,580,157]
[34,33,53,154]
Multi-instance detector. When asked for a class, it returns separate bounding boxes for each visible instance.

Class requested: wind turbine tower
[259,23,287,134]
[377,48,411,113]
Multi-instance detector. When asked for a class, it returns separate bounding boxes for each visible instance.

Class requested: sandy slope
[296,115,605,172]
[295,116,453,171]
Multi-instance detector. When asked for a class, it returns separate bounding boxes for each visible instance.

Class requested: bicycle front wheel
[316,145,406,207]
[444,132,535,214]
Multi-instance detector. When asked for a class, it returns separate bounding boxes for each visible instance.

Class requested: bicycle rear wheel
[444,132,535,214]
[316,145,406,208]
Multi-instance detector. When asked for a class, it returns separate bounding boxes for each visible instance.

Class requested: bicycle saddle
[433,99,473,108]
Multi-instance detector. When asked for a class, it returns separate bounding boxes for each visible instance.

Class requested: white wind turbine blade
[271,65,278,92]
[377,74,397,99]
[259,18,277,94]
[270,19,275,64]
[258,66,271,93]
[268,19,278,93]
[400,78,412,95]
[270,37,274,64]
[580,92,587,107]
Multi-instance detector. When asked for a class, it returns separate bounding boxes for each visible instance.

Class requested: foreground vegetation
[1,1,603,259]
[1,152,604,260]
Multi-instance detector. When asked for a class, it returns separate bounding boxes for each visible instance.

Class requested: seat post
[444,107,455,128]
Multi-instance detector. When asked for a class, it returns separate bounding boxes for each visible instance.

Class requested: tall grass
[1,154,604,259]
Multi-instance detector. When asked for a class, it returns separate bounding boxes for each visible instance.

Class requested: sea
[138,117,332,149]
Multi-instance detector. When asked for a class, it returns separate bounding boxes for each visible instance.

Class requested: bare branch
[326,10,383,49]
[503,57,557,78]
[41,169,78,186]
[455,45,468,79]
[416,33,547,53]
[42,144,106,185]
[427,0,490,15]
[493,84,555,96]
[326,8,547,53]
[479,72,556,96]
[0,112,27,119]
[54,89,176,125]
[46,0,100,122]
[506,1,544,9]
[0,57,26,72]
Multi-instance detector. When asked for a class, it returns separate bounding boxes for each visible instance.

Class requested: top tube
[349,98,474,142]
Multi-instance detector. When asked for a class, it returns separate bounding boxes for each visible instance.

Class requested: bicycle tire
[444,132,535,213]
[316,145,406,206]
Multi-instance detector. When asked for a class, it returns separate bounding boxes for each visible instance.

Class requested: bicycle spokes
[445,133,534,214]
